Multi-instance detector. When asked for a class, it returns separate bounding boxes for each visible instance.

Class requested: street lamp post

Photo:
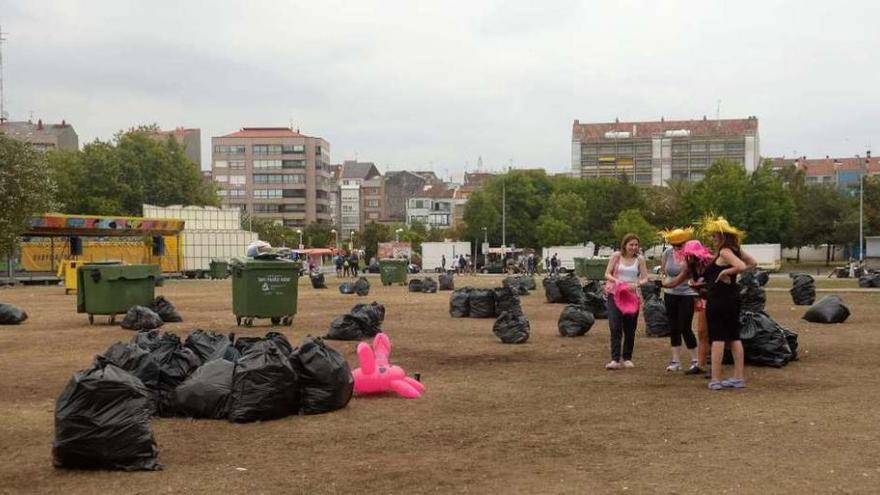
[296,229,303,249]
[350,230,355,251]
[395,228,403,243]
[331,229,338,251]
[860,151,871,264]
[482,226,487,245]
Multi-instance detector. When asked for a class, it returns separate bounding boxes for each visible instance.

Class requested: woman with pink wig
[603,233,648,370]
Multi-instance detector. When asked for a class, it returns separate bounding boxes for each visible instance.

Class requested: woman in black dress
[696,218,756,390]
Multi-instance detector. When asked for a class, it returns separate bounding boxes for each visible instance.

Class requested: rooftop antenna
[0,25,7,122]
[477,155,483,170]
[716,99,721,128]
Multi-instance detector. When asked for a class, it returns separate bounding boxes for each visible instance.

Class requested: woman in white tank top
[603,233,648,370]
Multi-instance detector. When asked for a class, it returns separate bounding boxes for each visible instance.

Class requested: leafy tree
[302,222,333,248]
[462,190,500,244]
[581,178,645,249]
[536,191,586,246]
[685,160,749,227]
[611,209,659,249]
[47,126,218,216]
[742,162,794,243]
[0,136,55,258]
[245,216,295,247]
[643,180,694,229]
[361,222,395,260]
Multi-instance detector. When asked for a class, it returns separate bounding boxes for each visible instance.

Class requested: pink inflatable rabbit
[352,333,425,399]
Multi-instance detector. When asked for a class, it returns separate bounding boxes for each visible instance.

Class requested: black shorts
[706,283,741,342]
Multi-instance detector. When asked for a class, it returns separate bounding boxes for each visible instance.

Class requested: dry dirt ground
[1,274,879,494]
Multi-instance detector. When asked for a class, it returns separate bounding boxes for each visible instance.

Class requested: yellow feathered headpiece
[658,227,694,245]
[701,215,745,239]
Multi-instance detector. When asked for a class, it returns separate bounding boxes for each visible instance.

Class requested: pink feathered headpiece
[680,240,714,262]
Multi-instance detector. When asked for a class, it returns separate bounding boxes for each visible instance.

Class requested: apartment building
[147,127,201,166]
[384,171,429,222]
[406,184,466,230]
[571,117,760,185]
[338,161,383,239]
[0,119,78,151]
[772,155,880,192]
[211,127,333,227]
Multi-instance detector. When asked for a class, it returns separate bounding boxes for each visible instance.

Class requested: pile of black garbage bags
[310,272,327,289]
[438,273,454,290]
[740,311,799,367]
[803,295,851,324]
[325,301,386,340]
[120,296,183,331]
[503,276,536,296]
[544,274,603,337]
[0,302,27,324]
[790,273,816,306]
[339,277,370,296]
[408,277,438,293]
[449,286,530,344]
[53,329,353,471]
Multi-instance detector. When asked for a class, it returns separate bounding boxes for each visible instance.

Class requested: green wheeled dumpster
[209,259,229,280]
[575,258,609,280]
[230,256,300,327]
[76,262,160,325]
[379,258,407,286]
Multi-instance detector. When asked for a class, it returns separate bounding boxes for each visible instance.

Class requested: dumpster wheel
[236,316,241,327]
[271,317,281,326]
[88,314,94,325]
[244,317,254,327]
[281,316,293,326]
[109,314,116,325]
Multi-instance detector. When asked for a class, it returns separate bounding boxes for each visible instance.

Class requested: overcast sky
[3,0,879,178]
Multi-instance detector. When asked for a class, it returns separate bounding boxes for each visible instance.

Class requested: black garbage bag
[0,303,28,324]
[803,295,851,324]
[503,277,529,296]
[468,288,496,318]
[755,270,770,287]
[234,332,295,357]
[150,296,182,323]
[53,357,161,471]
[421,277,438,293]
[228,340,300,423]
[291,336,354,415]
[790,273,816,306]
[449,288,471,317]
[325,315,367,340]
[738,275,767,313]
[643,298,670,337]
[492,310,530,344]
[639,280,662,300]
[310,272,327,289]
[349,302,384,337]
[519,276,537,291]
[132,329,162,351]
[543,276,564,303]
[171,359,234,419]
[557,273,586,305]
[783,327,800,361]
[151,333,202,416]
[558,305,595,337]
[439,273,454,291]
[582,281,609,319]
[354,276,370,296]
[408,279,424,292]
[739,311,793,367]
[493,286,521,315]
[857,273,880,288]
[120,306,164,331]
[185,329,239,363]
[339,282,355,294]
[103,341,161,414]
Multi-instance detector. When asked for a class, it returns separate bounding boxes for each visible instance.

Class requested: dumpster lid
[229,256,301,270]
[82,263,160,281]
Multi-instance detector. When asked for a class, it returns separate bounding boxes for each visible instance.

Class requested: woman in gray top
[659,228,700,374]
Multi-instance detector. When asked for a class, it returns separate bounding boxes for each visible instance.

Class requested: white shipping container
[181,229,258,271]
[143,204,242,231]
[541,245,594,270]
[420,242,473,271]
[742,243,782,271]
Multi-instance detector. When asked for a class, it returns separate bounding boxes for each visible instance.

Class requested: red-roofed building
[211,127,333,227]
[571,116,760,185]
[770,155,880,191]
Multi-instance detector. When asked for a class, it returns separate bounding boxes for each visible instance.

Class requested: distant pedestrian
[550,254,559,275]
[458,255,467,275]
[335,254,344,277]
[349,252,360,277]
[441,254,447,272]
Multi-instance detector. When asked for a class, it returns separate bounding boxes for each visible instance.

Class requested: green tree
[685,160,750,227]
[0,136,55,257]
[301,222,333,248]
[611,209,659,249]
[244,216,295,247]
[536,191,586,246]
[361,222,395,260]
[643,180,694,229]
[742,162,794,243]
[47,126,218,216]
[581,178,645,249]
[462,190,500,244]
